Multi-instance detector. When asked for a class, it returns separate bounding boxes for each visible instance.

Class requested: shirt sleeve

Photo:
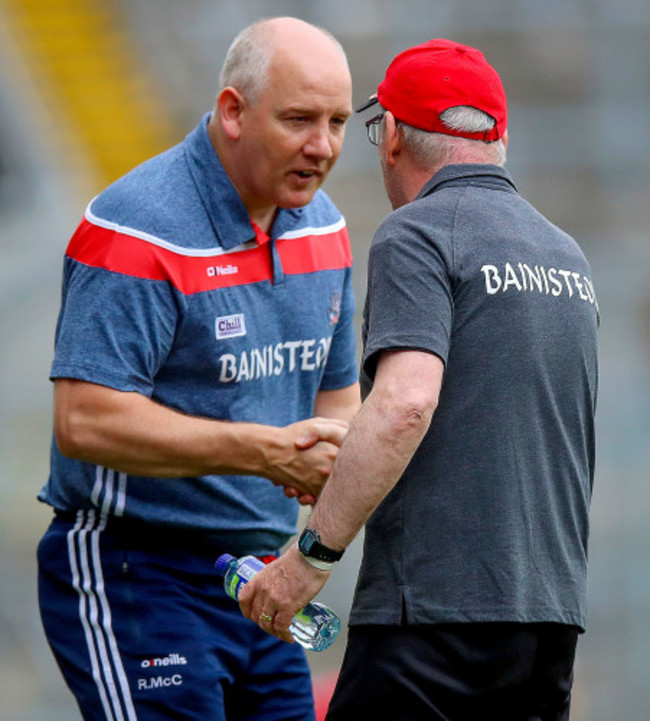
[50,255,181,396]
[362,213,453,382]
[319,264,358,391]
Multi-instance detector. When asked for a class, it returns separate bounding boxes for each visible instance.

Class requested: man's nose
[304,125,335,160]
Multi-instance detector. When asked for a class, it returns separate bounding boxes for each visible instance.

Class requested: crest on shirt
[216,313,247,340]
[328,291,341,326]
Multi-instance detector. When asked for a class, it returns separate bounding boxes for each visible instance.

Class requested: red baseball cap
[358,39,507,142]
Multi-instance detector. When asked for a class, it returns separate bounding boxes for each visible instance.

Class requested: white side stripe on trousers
[91,466,128,517]
[67,509,137,721]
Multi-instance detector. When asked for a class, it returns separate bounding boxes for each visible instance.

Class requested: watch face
[299,528,343,562]
[300,529,317,555]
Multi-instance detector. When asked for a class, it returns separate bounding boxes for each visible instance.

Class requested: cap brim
[355,94,379,113]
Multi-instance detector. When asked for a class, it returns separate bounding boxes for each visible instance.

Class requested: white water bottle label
[225,556,264,598]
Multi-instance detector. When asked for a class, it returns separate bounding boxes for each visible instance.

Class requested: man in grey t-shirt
[241,38,598,721]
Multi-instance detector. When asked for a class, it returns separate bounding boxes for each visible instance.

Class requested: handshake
[267,416,350,505]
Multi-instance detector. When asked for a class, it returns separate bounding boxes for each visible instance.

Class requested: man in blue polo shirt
[241,39,598,721]
[37,16,359,721]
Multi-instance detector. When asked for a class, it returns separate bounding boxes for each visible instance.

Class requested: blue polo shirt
[39,114,357,555]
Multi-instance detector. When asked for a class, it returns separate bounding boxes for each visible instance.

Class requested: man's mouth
[293,169,320,179]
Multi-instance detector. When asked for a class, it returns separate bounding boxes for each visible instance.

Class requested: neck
[249,208,276,234]
[390,162,438,209]
[207,117,276,234]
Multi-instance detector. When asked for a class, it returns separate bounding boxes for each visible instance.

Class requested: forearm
[53,379,348,494]
[308,351,443,549]
[308,392,426,548]
[54,379,280,477]
[238,352,443,641]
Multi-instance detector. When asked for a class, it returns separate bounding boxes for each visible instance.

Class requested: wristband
[301,555,335,572]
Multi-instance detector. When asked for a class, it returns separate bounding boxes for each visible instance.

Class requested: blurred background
[1,0,649,719]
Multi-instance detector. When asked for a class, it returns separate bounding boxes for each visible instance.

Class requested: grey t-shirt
[353,164,598,630]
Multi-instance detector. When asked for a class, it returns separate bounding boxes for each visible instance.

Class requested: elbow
[54,409,92,460]
[370,350,443,440]
[53,380,141,472]
[386,393,436,438]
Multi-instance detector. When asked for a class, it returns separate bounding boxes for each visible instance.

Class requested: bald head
[219,16,349,104]
[210,17,352,225]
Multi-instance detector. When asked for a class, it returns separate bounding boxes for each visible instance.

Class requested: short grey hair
[219,21,273,103]
[391,106,507,167]
[218,18,348,104]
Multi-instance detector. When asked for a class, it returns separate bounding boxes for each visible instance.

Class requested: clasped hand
[270,417,349,504]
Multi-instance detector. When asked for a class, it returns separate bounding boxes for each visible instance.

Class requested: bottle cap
[215,553,235,575]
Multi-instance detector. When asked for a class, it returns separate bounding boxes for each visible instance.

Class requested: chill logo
[216,313,247,340]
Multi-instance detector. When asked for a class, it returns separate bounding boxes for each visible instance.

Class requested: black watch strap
[298,528,344,563]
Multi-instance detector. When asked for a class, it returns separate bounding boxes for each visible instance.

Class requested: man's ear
[383,111,402,167]
[216,87,246,140]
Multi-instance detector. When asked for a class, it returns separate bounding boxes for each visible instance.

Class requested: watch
[298,528,345,565]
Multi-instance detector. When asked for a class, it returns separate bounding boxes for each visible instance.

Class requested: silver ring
[260,612,273,623]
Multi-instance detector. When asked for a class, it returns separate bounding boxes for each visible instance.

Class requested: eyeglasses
[365,112,386,145]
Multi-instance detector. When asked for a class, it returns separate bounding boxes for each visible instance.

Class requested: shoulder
[84,141,221,252]
[299,188,345,227]
[93,144,184,215]
[373,198,444,249]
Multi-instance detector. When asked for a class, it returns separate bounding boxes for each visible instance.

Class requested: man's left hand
[238,543,330,643]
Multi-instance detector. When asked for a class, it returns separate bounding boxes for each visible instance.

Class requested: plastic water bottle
[215,553,340,652]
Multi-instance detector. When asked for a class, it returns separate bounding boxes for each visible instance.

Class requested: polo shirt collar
[184,113,305,250]
[417,164,518,201]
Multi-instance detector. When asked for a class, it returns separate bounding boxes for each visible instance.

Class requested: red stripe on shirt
[278,230,353,274]
[65,218,352,294]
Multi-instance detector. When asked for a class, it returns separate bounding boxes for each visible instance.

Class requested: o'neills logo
[140,653,187,669]
[216,313,247,340]
[207,264,238,277]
